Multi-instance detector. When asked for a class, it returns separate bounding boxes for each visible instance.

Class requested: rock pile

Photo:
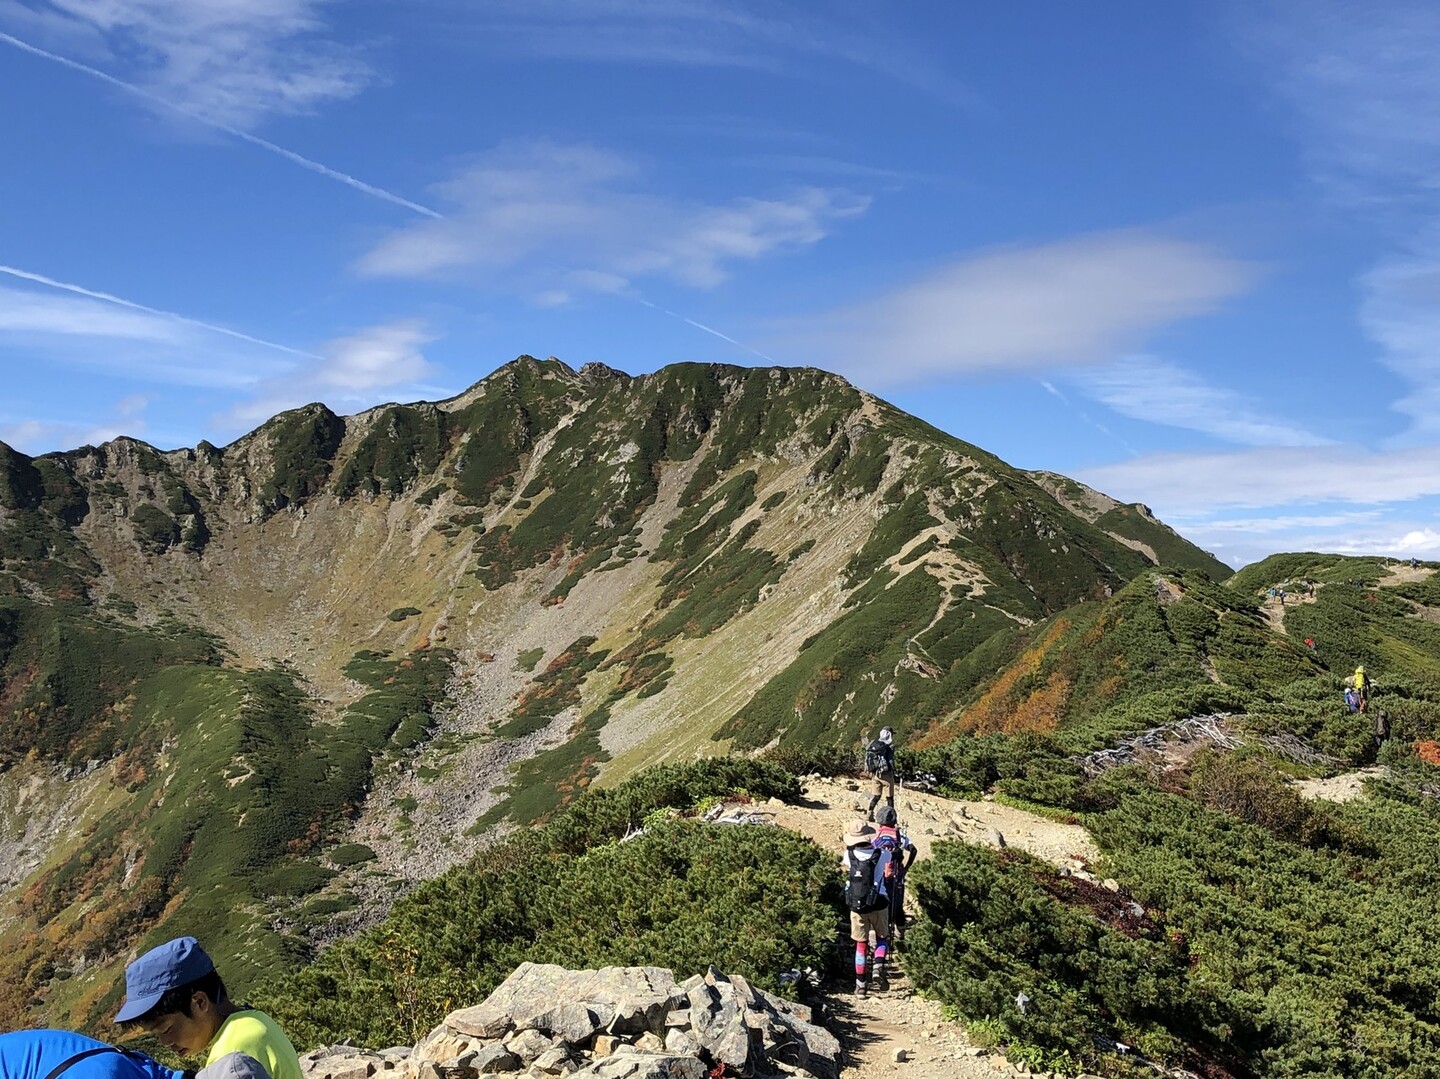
[301,963,840,1079]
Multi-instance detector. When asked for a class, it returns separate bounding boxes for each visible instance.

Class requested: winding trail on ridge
[765,775,1100,1079]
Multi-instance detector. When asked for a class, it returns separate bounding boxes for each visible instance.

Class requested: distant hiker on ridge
[842,819,893,998]
[865,727,897,821]
[115,937,302,1079]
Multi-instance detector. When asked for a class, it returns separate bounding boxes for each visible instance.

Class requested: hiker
[1374,707,1391,748]
[865,727,897,821]
[873,805,917,947]
[115,937,301,1079]
[1352,666,1369,712]
[842,819,893,998]
[1344,687,1361,714]
[0,1030,271,1079]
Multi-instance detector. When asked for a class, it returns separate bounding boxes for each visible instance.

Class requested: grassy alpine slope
[3,355,1227,1035]
[897,554,1440,1078]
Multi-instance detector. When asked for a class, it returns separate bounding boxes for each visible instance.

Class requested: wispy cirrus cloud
[1076,355,1327,447]
[767,230,1255,386]
[0,268,307,394]
[6,0,369,129]
[357,140,867,297]
[436,0,978,110]
[1240,1,1440,444]
[1078,444,1440,516]
[0,394,151,453]
[0,28,440,217]
[1077,441,1440,566]
[0,264,317,357]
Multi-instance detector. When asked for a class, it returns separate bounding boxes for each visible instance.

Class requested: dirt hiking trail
[761,775,1101,1079]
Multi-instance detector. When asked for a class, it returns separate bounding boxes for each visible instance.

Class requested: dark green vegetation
[909,752,1440,1078]
[0,595,453,1028]
[893,554,1440,1077]
[259,759,829,1048]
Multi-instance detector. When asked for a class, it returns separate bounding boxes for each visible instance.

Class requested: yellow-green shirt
[207,1010,302,1079]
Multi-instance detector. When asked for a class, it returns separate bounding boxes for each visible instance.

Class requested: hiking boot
[875,965,889,992]
[854,979,868,999]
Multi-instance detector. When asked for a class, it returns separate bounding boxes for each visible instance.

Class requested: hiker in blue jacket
[0,1030,273,1079]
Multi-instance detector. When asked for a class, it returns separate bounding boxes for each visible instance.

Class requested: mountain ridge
[0,355,1229,1030]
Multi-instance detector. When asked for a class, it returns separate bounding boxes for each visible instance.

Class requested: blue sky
[2,0,1438,568]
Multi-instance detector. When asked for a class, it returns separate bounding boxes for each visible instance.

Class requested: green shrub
[328,843,377,867]
[260,759,824,1049]
[387,607,422,621]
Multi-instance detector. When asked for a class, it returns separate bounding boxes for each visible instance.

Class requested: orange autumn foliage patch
[916,617,1070,746]
[1415,740,1440,767]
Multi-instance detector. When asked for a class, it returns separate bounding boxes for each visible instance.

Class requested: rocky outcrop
[301,963,840,1079]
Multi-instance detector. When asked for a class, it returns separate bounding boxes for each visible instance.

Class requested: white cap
[878,728,893,745]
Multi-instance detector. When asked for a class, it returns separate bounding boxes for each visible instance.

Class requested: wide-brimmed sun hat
[843,819,876,847]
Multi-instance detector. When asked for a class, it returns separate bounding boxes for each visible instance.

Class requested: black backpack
[846,851,883,913]
[865,739,890,776]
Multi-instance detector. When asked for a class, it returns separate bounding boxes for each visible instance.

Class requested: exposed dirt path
[1379,564,1434,587]
[1293,766,1386,802]
[760,776,1100,1079]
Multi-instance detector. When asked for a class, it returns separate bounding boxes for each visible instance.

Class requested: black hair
[126,969,228,1025]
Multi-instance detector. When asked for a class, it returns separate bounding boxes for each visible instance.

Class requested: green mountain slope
[0,356,1229,1028]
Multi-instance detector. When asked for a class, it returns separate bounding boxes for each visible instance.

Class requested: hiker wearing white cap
[114,937,300,1079]
[841,819,893,998]
[864,728,897,821]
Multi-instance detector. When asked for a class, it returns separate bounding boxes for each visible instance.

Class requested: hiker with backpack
[1352,666,1370,712]
[873,805,917,947]
[842,819,893,998]
[0,1030,271,1079]
[865,727,897,821]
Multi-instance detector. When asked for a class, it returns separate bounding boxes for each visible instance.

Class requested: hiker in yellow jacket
[116,938,300,1079]
[1351,666,1369,712]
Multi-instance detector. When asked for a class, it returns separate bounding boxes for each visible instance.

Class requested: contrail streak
[638,299,778,364]
[0,30,442,219]
[0,263,322,358]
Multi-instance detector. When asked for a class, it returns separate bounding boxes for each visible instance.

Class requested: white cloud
[1077,355,1327,447]
[1240,2,1440,444]
[1188,511,1382,535]
[1359,250,1440,440]
[0,395,149,453]
[357,140,867,293]
[0,285,182,341]
[220,319,440,428]
[314,320,434,392]
[0,420,51,453]
[1245,0,1440,206]
[1077,444,1440,517]
[1,29,439,216]
[14,0,371,128]
[768,231,1254,385]
[447,0,977,109]
[0,277,298,390]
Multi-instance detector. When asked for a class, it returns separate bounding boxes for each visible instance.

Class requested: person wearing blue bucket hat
[113,938,300,1079]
